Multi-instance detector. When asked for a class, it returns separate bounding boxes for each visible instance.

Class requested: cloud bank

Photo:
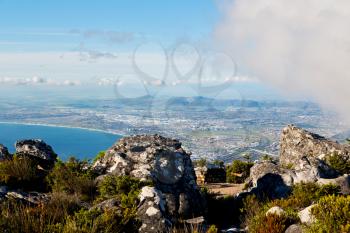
[215,0,350,123]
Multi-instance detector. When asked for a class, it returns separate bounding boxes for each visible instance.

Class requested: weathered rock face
[0,144,11,160]
[15,139,57,169]
[280,125,350,166]
[93,135,206,233]
[0,185,49,205]
[247,125,349,199]
[317,175,350,195]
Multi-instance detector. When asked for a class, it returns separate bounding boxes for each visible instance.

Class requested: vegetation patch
[226,160,254,184]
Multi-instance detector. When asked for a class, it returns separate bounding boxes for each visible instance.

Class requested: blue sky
[0,0,219,52]
[0,0,288,101]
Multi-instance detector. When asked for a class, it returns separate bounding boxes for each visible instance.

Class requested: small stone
[146,206,160,216]
[266,206,285,217]
[285,224,303,233]
[298,204,317,225]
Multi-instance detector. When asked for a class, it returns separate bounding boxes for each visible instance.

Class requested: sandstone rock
[4,190,49,205]
[138,186,168,233]
[15,139,57,169]
[0,144,11,160]
[285,224,303,233]
[298,204,317,225]
[280,125,350,168]
[317,174,350,194]
[91,198,120,211]
[93,135,206,233]
[266,206,285,217]
[249,161,292,199]
[248,126,349,199]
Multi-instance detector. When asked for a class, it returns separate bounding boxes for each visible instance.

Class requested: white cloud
[69,29,134,44]
[0,76,81,86]
[215,0,350,123]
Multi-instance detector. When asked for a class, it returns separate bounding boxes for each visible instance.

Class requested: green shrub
[261,154,274,162]
[62,207,140,233]
[241,184,340,232]
[0,192,81,233]
[226,160,253,183]
[307,195,350,233]
[0,156,45,190]
[93,151,105,163]
[194,158,207,167]
[97,175,152,208]
[325,152,350,174]
[242,195,298,233]
[272,183,340,210]
[47,157,97,201]
[206,225,218,233]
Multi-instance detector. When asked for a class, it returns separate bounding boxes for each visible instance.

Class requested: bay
[0,123,121,160]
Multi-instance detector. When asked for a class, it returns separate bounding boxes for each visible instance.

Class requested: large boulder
[93,135,206,233]
[280,125,350,167]
[0,144,11,160]
[15,139,57,169]
[247,125,349,199]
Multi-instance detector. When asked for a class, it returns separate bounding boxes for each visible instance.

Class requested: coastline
[0,121,122,136]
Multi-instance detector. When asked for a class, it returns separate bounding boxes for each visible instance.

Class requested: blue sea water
[0,123,121,161]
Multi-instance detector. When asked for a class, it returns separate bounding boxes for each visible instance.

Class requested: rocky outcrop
[246,125,350,199]
[0,185,49,205]
[0,144,11,160]
[15,139,57,169]
[317,174,350,194]
[280,125,350,167]
[93,135,206,233]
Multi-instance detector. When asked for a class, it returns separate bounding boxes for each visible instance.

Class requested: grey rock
[248,126,349,199]
[249,161,292,199]
[91,198,120,211]
[285,224,303,233]
[266,206,285,217]
[4,190,49,205]
[317,174,350,194]
[280,125,350,171]
[0,144,11,160]
[298,204,317,225]
[93,135,206,233]
[15,139,57,169]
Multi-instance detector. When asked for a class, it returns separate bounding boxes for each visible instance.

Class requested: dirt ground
[203,183,244,196]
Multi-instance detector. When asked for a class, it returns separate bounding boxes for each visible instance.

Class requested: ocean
[0,123,122,161]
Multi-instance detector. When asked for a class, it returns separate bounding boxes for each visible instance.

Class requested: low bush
[241,183,340,233]
[97,175,152,208]
[193,158,207,167]
[273,183,340,210]
[0,156,46,190]
[0,192,81,233]
[47,157,97,201]
[62,207,140,233]
[93,151,105,163]
[226,160,253,183]
[326,152,350,174]
[242,195,298,233]
[307,195,350,233]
